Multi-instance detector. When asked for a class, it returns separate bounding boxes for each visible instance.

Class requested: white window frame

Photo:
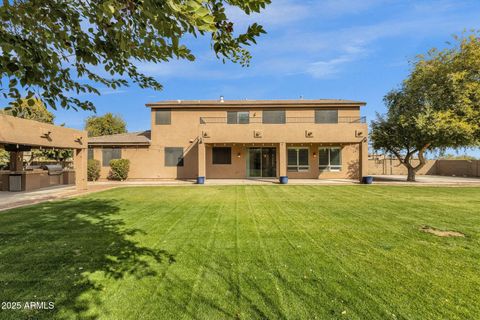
[319,147,342,171]
[287,147,310,172]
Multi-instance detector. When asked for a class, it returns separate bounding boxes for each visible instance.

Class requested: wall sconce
[313,152,317,158]
[41,131,52,140]
[237,152,241,158]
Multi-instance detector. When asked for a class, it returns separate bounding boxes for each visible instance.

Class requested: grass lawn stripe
[136,188,223,319]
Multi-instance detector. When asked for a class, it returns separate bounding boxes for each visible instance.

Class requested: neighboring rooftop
[88,131,151,146]
[146,99,366,108]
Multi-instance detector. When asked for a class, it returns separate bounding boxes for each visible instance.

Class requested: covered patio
[0,114,88,192]
[196,140,368,184]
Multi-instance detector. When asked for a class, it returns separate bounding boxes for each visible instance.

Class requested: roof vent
[177,99,181,103]
[219,95,224,103]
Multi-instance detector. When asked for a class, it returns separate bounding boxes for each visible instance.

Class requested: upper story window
[319,147,341,171]
[102,148,121,167]
[288,147,309,172]
[315,109,338,123]
[212,147,231,164]
[155,109,171,125]
[165,147,184,167]
[263,110,285,124]
[227,111,249,124]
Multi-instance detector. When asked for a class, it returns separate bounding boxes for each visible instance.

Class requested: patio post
[359,138,368,181]
[197,139,206,184]
[279,142,288,184]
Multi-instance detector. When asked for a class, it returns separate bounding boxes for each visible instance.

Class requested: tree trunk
[407,166,416,182]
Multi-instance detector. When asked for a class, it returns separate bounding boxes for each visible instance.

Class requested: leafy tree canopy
[1,98,55,123]
[85,112,127,137]
[1,0,269,113]
[371,32,480,181]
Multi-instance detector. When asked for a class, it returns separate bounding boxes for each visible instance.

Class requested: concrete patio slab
[372,175,480,186]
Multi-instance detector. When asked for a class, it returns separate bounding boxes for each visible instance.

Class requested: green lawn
[1,186,479,319]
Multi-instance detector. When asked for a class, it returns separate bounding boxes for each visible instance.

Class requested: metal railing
[199,116,366,124]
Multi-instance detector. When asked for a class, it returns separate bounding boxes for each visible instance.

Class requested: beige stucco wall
[91,105,368,180]
[368,159,437,175]
[0,114,87,149]
[368,159,480,177]
[92,142,361,180]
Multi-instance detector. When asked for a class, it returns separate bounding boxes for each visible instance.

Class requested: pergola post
[74,148,88,190]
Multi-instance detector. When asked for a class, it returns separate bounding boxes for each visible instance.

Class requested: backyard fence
[368,158,480,177]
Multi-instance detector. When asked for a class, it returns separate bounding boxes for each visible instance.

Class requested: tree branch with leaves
[371,32,480,181]
[1,0,269,113]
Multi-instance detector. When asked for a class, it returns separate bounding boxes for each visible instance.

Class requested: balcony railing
[199,116,366,124]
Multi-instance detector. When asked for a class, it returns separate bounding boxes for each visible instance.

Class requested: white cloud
[130,1,480,81]
[100,88,127,95]
[227,0,387,30]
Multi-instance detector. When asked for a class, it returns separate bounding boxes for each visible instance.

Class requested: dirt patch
[420,225,465,238]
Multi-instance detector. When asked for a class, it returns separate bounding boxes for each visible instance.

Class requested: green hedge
[87,159,101,181]
[108,159,130,181]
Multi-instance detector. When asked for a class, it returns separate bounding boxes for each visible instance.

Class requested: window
[88,148,94,160]
[319,147,342,171]
[315,109,338,123]
[102,148,121,167]
[212,147,231,164]
[227,111,249,124]
[262,110,285,124]
[288,148,309,172]
[155,109,171,125]
[165,147,184,166]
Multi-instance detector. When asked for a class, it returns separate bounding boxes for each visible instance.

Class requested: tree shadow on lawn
[0,198,175,320]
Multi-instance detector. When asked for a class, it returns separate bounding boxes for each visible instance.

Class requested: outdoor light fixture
[237,153,241,158]
[41,131,52,139]
[313,152,317,158]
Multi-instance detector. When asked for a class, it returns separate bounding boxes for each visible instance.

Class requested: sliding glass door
[248,147,276,177]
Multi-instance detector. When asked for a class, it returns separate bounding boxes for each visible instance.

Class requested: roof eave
[146,101,367,108]
[88,142,150,146]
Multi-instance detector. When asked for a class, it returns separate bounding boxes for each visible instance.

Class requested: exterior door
[248,147,276,177]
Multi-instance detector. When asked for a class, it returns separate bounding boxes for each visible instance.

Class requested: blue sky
[54,0,480,155]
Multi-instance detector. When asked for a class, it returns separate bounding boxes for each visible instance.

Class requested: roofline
[146,99,366,109]
[88,142,150,146]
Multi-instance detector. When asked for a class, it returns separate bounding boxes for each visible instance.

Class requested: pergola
[0,114,87,190]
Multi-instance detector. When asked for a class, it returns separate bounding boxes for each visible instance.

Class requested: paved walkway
[0,184,114,212]
[1,176,479,211]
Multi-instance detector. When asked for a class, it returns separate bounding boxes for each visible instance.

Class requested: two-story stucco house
[88,99,368,183]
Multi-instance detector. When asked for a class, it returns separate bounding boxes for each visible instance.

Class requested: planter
[362,176,374,184]
[279,176,288,184]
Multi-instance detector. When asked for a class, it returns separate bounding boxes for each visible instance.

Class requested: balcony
[199,116,366,124]
[198,116,367,144]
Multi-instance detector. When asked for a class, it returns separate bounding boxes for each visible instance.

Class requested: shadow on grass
[0,198,175,319]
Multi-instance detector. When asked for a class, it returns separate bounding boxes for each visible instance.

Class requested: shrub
[108,159,130,181]
[87,159,101,181]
